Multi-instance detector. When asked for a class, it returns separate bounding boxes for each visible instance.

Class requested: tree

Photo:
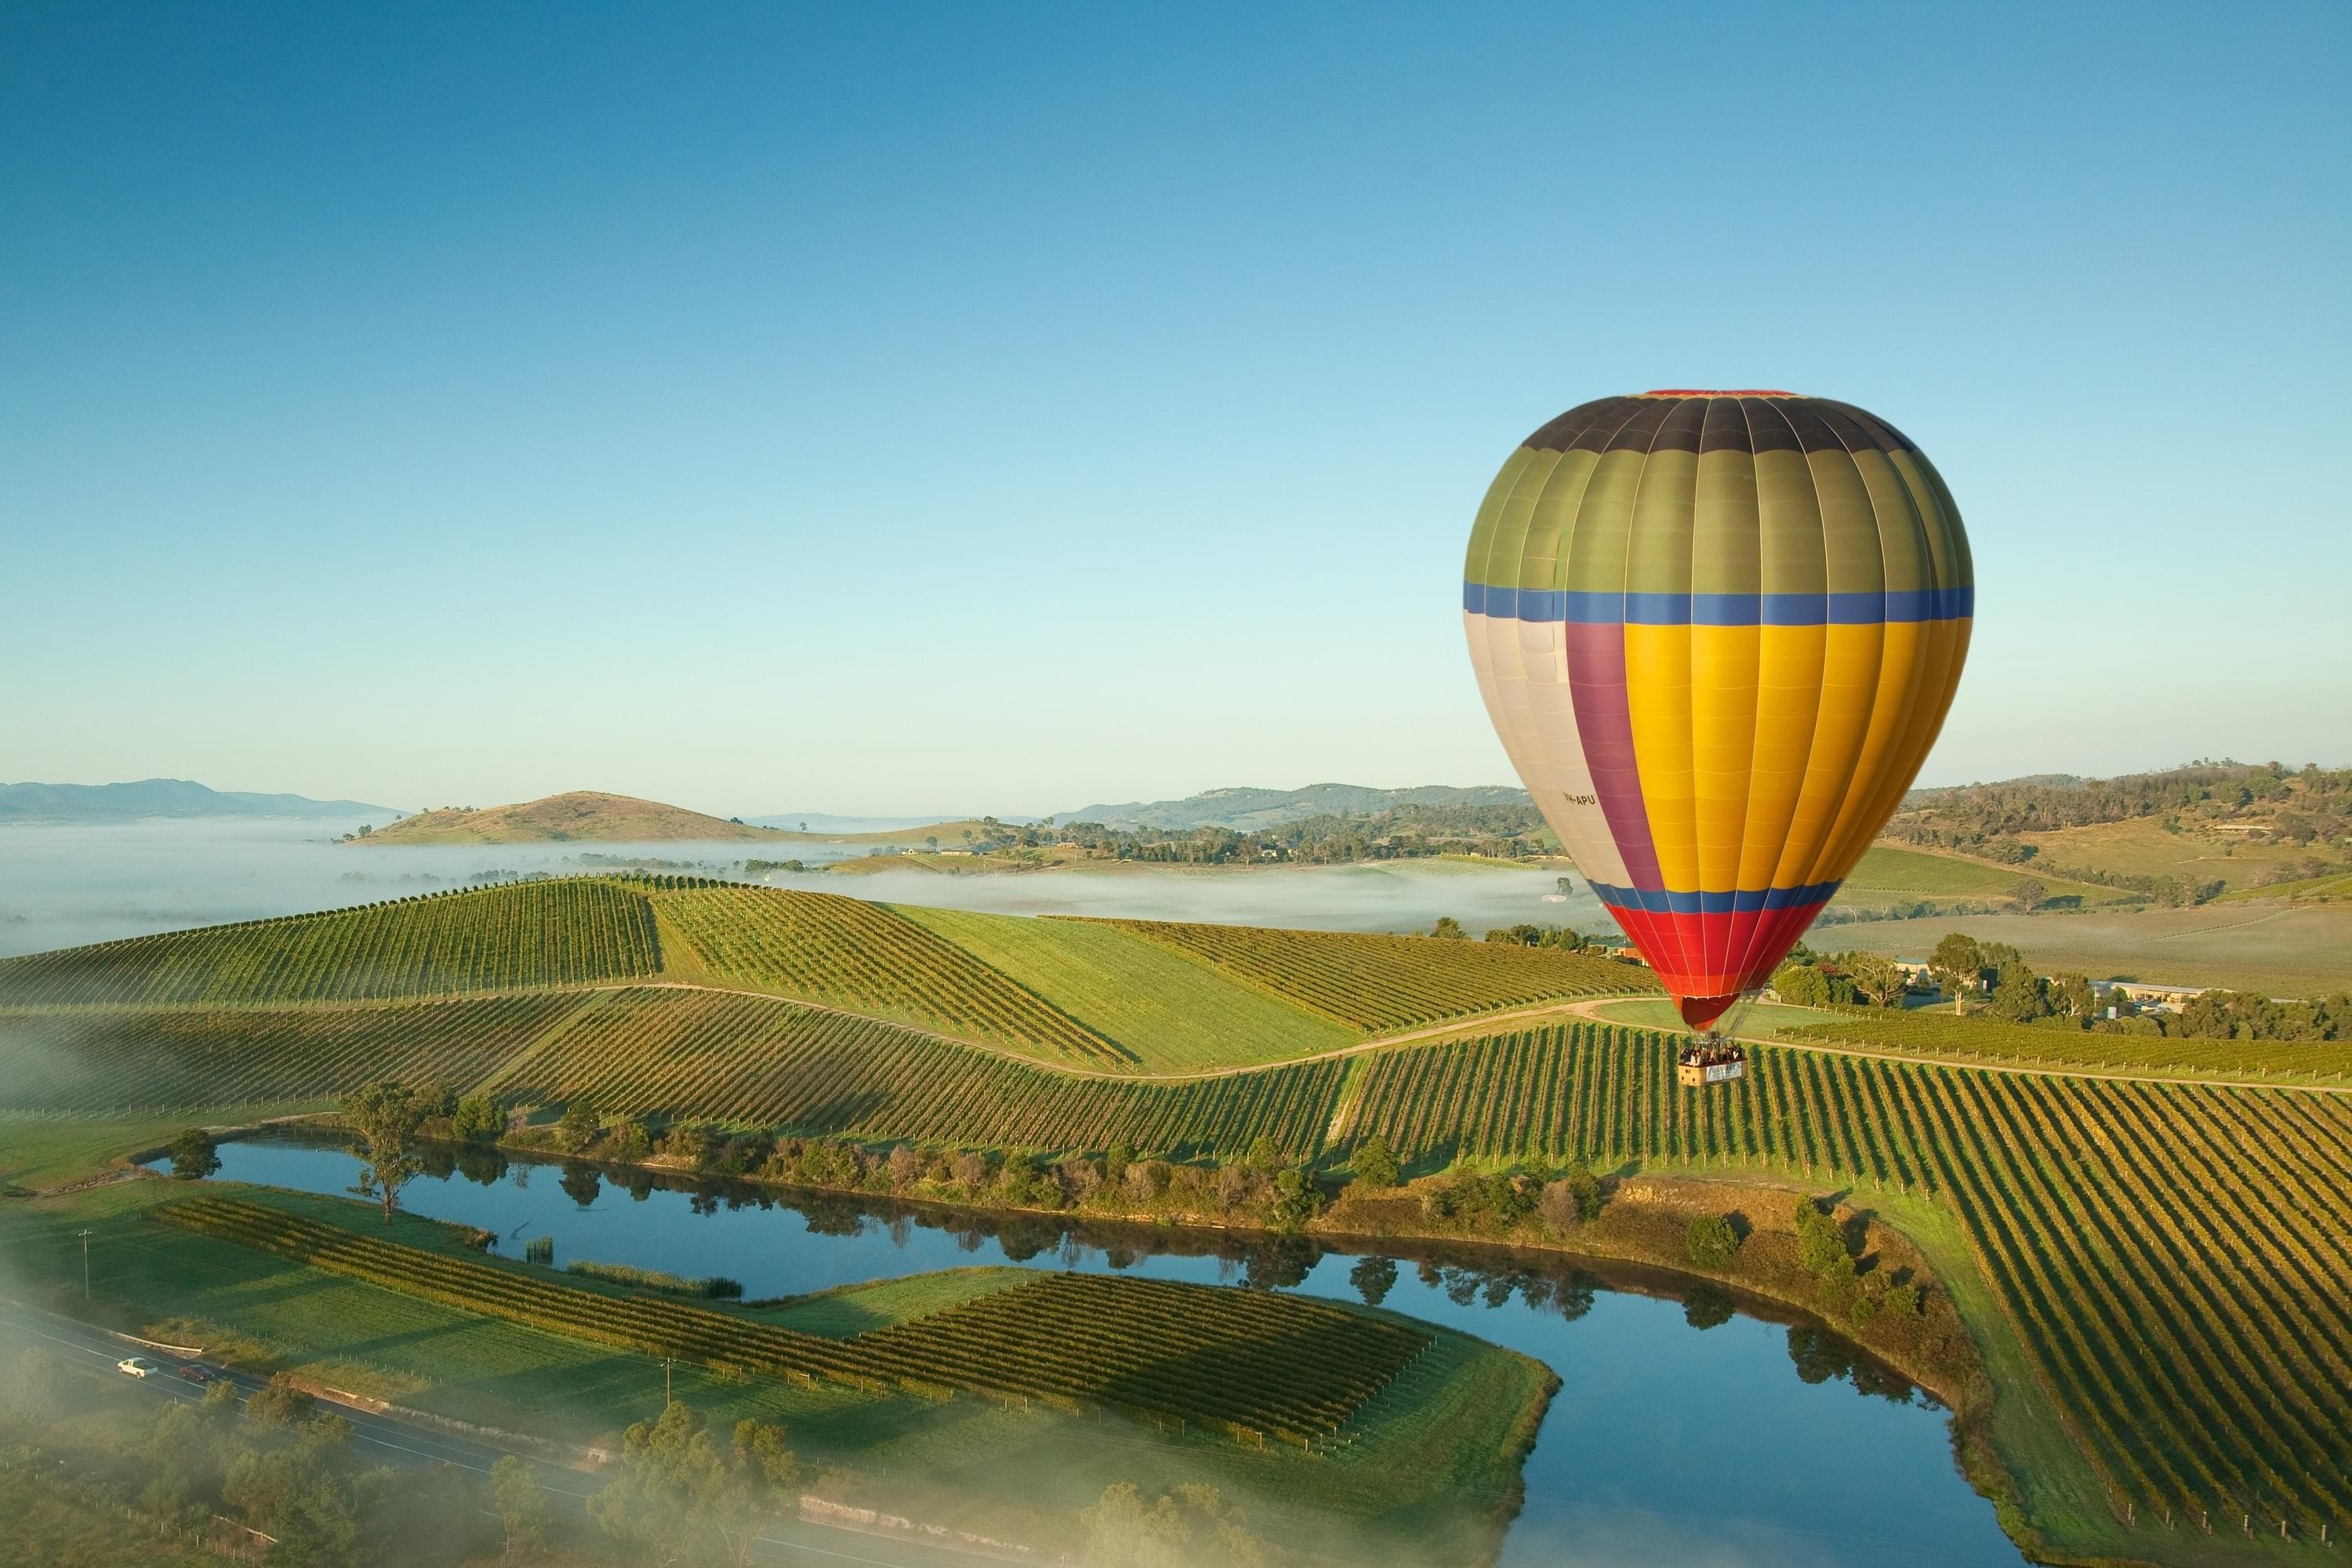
[492,1454,550,1559]
[168,1127,221,1181]
[343,1080,430,1223]
[556,1095,601,1156]
[1770,960,1831,1007]
[1429,916,1466,940]
[1929,932,1984,1009]
[244,1373,315,1429]
[1349,1134,1401,1189]
[1838,953,1910,1009]
[588,1403,798,1568]
[1268,1167,1321,1232]
[1684,1214,1740,1269]
[1349,1255,1398,1307]
[1083,1482,1266,1568]
[451,1094,503,1143]
[1243,1134,1283,1176]
[2010,877,2047,911]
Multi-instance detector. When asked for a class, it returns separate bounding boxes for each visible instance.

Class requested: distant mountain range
[0,778,391,824]
[358,791,786,846]
[1057,783,1531,832]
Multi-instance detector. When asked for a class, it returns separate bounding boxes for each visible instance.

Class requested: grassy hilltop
[358,789,787,844]
[3,876,2350,1565]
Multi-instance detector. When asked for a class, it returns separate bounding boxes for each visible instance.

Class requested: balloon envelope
[1463,392,1972,1031]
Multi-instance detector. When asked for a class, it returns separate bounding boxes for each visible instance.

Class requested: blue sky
[5,3,2346,818]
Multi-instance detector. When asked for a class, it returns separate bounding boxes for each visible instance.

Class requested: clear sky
[5,3,2346,818]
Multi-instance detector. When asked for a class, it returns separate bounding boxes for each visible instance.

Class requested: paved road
[0,1300,1013,1566]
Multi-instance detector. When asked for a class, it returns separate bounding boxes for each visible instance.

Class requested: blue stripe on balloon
[1585,880,1841,914]
[1465,583,1973,626]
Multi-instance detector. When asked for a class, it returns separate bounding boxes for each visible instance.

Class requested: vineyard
[1333,1023,2352,1535]
[893,906,1356,1071]
[652,885,1124,1064]
[1784,1006,2352,1081]
[0,994,579,1113]
[0,879,659,1007]
[1094,918,1651,1031]
[495,985,1343,1158]
[159,1196,1428,1443]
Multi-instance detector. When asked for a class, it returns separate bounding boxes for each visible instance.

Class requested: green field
[895,905,1356,1070]
[1098,916,1650,1029]
[0,1178,1551,1565]
[1825,904,2352,996]
[1782,1006,2352,1082]
[1841,843,2127,905]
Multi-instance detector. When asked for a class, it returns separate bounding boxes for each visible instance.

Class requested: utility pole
[76,1229,95,1301]
[662,1356,673,1404]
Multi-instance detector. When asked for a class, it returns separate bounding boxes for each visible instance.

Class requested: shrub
[450,1094,502,1142]
[167,1127,220,1180]
[1685,1214,1740,1269]
[1350,1134,1401,1189]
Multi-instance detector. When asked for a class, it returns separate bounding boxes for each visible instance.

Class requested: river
[180,1133,2027,1567]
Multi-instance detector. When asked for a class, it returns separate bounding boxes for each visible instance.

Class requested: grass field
[652,884,1126,1063]
[1824,905,2352,996]
[2016,817,2322,892]
[0,1113,254,1191]
[1840,844,2126,905]
[0,1178,1550,1565]
[894,906,1356,1070]
[1098,917,1650,1030]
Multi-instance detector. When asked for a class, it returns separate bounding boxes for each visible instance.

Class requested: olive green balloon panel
[1462,392,1972,1031]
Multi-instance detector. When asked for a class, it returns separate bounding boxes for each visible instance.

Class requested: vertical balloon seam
[1631,401,1705,995]
[1822,440,1941,885]
[1802,423,1904,896]
[1723,393,1795,998]
[1718,401,1771,993]
[1731,396,1843,999]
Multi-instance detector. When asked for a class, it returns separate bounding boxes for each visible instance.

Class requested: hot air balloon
[1463,391,1972,1080]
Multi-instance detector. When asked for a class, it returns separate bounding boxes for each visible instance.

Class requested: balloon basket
[1677,1034,1746,1088]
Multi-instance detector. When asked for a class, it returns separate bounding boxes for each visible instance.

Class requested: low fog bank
[0,819,1620,955]
[758,860,1618,937]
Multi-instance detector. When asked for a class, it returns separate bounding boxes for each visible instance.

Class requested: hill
[354,791,786,844]
[0,777,390,823]
[5,877,2352,1563]
[1058,782,1530,831]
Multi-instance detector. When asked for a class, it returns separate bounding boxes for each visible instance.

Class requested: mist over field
[0,818,1613,958]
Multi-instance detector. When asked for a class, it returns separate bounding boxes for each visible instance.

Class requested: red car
[176,1363,215,1385]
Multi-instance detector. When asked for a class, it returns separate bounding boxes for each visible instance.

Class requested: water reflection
[180,1132,2025,1566]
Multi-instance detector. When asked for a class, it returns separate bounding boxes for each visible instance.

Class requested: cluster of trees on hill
[1887,760,2352,863]
[1771,935,2347,1041]
[1038,803,1555,866]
